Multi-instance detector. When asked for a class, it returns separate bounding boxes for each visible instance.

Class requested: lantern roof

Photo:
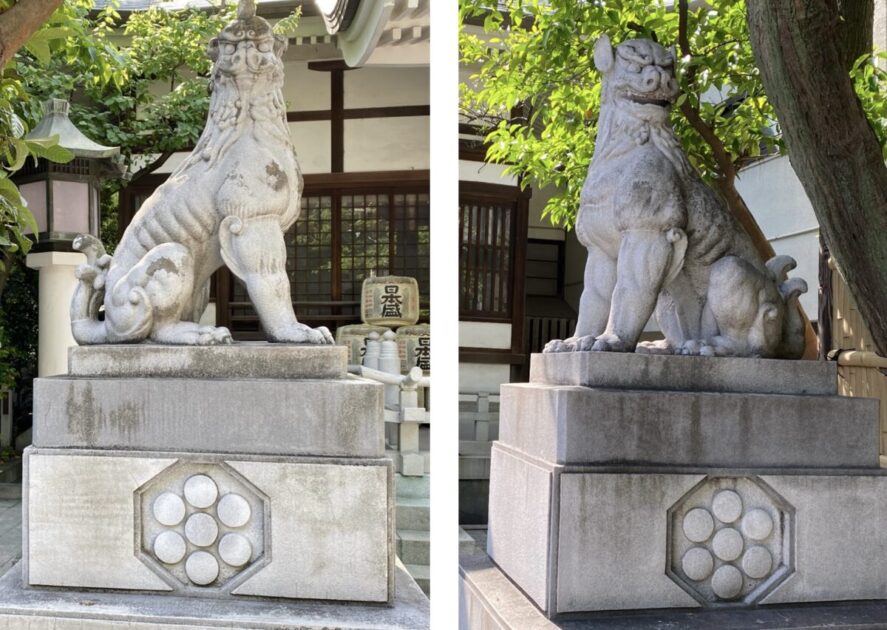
[26,99,120,159]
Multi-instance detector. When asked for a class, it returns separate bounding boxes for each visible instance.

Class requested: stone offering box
[478,352,887,619]
[0,344,428,629]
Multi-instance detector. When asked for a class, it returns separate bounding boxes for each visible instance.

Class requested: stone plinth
[18,344,408,612]
[67,344,348,379]
[0,560,428,630]
[483,352,887,620]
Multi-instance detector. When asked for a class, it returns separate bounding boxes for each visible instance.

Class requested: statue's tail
[766,255,808,359]
[71,235,112,344]
[71,235,154,345]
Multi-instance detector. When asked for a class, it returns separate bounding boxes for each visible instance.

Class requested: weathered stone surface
[229,459,392,603]
[486,444,887,616]
[529,351,837,395]
[485,444,554,611]
[68,343,348,379]
[33,376,383,457]
[70,2,334,347]
[760,474,887,605]
[544,35,806,359]
[0,560,428,629]
[24,451,175,591]
[24,448,392,603]
[498,382,878,467]
[461,542,887,630]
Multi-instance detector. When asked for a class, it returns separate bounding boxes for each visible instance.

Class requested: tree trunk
[0,0,65,69]
[747,0,887,357]
[838,0,874,69]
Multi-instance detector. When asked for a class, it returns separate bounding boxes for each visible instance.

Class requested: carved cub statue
[70,1,333,346]
[545,35,806,358]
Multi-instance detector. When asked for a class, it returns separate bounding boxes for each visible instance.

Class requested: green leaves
[460,0,790,228]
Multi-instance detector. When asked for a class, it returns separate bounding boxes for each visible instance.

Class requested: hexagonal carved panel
[135,461,270,594]
[667,476,794,606]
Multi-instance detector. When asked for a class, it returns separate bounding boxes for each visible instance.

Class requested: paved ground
[0,500,21,576]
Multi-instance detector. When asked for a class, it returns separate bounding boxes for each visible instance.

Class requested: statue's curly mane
[591,102,694,180]
[173,63,290,176]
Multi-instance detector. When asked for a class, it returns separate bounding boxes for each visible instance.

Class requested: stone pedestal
[7,344,427,628]
[463,352,887,623]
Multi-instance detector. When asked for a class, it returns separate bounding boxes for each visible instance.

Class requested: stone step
[396,497,429,531]
[395,473,430,499]
[404,563,430,596]
[500,383,879,468]
[397,530,430,566]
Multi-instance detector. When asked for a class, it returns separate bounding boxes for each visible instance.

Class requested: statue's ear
[208,38,220,62]
[669,43,677,62]
[594,34,614,73]
[273,34,288,58]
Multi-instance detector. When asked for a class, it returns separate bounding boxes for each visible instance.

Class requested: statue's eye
[627,63,641,73]
[258,40,272,53]
[223,43,236,55]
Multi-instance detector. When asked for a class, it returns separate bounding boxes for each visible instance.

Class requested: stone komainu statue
[545,35,807,359]
[70,0,333,346]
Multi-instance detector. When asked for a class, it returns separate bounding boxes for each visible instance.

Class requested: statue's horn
[766,254,797,282]
[779,277,808,302]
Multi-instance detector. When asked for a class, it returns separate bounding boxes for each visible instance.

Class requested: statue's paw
[308,325,335,345]
[677,340,717,356]
[272,324,334,345]
[544,335,596,353]
[591,333,628,353]
[637,340,673,355]
[197,325,233,345]
[543,338,570,353]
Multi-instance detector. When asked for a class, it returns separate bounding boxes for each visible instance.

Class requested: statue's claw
[591,333,628,352]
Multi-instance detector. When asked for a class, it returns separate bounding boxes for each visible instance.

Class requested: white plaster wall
[460,322,512,350]
[459,160,517,186]
[344,116,429,172]
[459,363,511,395]
[735,155,820,318]
[527,186,566,242]
[282,62,330,111]
[290,120,332,174]
[344,66,429,108]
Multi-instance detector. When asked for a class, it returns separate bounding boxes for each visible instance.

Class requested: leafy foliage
[460,0,887,228]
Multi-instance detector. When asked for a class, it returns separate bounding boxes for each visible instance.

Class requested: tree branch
[0,0,65,69]
[130,150,174,182]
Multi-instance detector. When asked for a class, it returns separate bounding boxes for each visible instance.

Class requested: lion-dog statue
[70,0,333,346]
[545,35,806,358]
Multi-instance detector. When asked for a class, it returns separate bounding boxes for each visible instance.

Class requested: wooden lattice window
[459,182,528,322]
[220,173,429,337]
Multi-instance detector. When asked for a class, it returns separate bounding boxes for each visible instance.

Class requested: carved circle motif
[153,492,186,526]
[667,477,794,606]
[741,546,773,579]
[711,528,743,562]
[682,508,714,543]
[185,550,220,585]
[217,493,251,528]
[153,531,187,564]
[139,466,264,590]
[681,547,714,581]
[184,475,219,509]
[712,490,743,523]
[185,512,219,547]
[711,565,744,599]
[741,508,773,541]
[219,533,253,567]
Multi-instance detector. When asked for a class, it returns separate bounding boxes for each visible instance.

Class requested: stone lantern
[19,99,120,377]
[16,99,120,250]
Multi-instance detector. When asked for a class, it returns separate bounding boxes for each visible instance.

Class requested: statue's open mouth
[627,95,672,108]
